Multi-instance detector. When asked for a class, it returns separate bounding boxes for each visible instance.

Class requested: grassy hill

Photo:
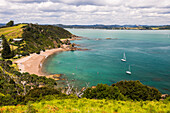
[21,24,72,53]
[0,24,27,40]
[0,24,72,56]
[0,98,170,113]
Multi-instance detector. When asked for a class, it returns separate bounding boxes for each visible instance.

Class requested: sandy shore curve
[14,36,83,77]
[14,47,69,76]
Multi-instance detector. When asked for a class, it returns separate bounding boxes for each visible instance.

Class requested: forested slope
[21,24,72,53]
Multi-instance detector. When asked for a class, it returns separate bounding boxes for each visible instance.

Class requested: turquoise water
[43,29,170,94]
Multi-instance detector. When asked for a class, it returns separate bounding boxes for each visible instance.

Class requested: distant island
[56,24,170,30]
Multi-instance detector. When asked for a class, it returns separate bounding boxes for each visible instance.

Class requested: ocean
[43,29,170,94]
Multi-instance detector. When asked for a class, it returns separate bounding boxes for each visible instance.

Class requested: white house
[13,38,23,42]
[0,39,2,47]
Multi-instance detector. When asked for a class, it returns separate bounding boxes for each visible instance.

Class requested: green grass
[0,24,27,40]
[0,98,169,113]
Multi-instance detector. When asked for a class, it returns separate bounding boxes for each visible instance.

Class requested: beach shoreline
[14,36,86,78]
[14,47,70,76]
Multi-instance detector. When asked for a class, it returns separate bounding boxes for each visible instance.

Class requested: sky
[0,0,170,25]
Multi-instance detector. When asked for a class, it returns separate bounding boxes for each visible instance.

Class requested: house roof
[13,38,23,41]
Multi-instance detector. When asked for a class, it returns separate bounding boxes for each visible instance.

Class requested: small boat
[121,52,126,62]
[126,65,131,75]
[95,38,101,40]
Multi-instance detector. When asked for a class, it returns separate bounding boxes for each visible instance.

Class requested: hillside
[0,24,27,40]
[0,24,72,56]
[21,24,72,53]
[1,98,170,113]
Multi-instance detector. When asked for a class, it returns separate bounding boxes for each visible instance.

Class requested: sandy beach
[14,36,84,77]
[14,47,70,76]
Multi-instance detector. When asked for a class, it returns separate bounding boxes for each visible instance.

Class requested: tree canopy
[20,24,72,54]
[112,80,161,101]
[82,84,125,100]
[6,20,14,27]
[1,35,14,59]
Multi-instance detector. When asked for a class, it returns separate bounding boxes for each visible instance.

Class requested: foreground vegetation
[0,58,163,104]
[0,60,165,106]
[0,60,58,105]
[0,98,170,113]
[83,81,161,101]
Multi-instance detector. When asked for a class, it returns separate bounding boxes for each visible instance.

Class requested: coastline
[14,47,70,76]
[14,36,86,78]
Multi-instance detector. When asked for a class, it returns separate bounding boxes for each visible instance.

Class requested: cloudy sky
[0,0,170,25]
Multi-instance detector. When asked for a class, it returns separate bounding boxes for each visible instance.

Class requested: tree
[112,80,161,101]
[82,84,125,100]
[1,35,14,59]
[6,20,14,27]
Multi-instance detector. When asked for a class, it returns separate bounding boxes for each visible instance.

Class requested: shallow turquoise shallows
[43,29,170,94]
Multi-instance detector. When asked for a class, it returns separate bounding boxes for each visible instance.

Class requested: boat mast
[124,52,126,60]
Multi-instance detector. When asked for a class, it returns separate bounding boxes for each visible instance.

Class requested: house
[0,39,2,47]
[15,54,22,57]
[0,39,2,44]
[13,38,23,42]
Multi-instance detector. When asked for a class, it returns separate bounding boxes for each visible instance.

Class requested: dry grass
[0,24,27,40]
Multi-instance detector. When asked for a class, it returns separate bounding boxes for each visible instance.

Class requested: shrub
[26,102,38,113]
[164,96,170,103]
[42,49,45,52]
[7,60,13,65]
[0,94,17,106]
[57,44,60,48]
[21,51,29,56]
[25,87,61,102]
[36,51,40,54]
[112,80,161,101]
[82,84,125,100]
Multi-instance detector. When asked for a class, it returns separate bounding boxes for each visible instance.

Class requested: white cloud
[0,0,169,25]
[51,0,123,6]
[6,0,47,3]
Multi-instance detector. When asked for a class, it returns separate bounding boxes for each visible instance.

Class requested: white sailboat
[121,52,126,62]
[126,65,131,75]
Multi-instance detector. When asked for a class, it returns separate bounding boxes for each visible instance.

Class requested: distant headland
[56,24,170,30]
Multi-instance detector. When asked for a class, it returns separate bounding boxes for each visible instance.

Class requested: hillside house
[0,39,2,47]
[13,38,23,42]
